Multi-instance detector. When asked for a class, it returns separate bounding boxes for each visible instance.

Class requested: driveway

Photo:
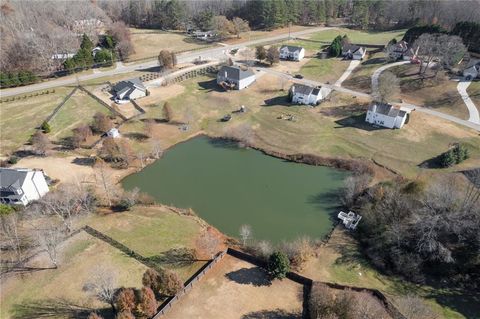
[371,60,409,94]
[457,80,480,124]
[334,60,361,87]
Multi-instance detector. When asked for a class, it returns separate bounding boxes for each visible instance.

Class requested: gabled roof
[291,83,321,96]
[218,66,255,81]
[280,45,304,53]
[0,168,31,190]
[113,78,146,94]
[342,44,361,53]
[368,103,407,118]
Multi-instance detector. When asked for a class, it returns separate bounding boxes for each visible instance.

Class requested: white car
[114,98,130,105]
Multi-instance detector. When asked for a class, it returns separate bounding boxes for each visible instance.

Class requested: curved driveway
[457,80,480,124]
[371,60,409,94]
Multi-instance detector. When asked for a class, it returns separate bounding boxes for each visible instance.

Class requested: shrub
[114,287,136,313]
[142,268,183,297]
[41,121,51,133]
[7,156,18,165]
[267,251,290,279]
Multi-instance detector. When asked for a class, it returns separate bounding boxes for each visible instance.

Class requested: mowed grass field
[0,87,72,156]
[48,90,112,140]
[128,28,214,62]
[342,51,389,93]
[143,74,479,178]
[302,229,478,319]
[1,231,148,319]
[88,206,206,281]
[307,27,406,45]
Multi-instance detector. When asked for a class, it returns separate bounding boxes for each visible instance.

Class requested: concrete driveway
[457,80,480,124]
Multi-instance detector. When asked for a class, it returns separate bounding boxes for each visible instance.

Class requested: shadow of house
[241,309,301,319]
[262,95,291,107]
[198,79,224,93]
[334,114,388,131]
[11,299,110,319]
[225,267,272,287]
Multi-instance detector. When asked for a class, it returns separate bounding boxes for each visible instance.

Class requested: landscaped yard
[128,28,214,62]
[0,87,72,156]
[0,231,148,319]
[390,64,471,120]
[301,228,479,319]
[48,90,113,140]
[164,254,303,319]
[299,57,350,84]
[87,206,207,281]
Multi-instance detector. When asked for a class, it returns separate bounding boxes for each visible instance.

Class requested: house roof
[368,103,407,118]
[280,45,304,53]
[342,44,361,53]
[218,66,255,81]
[113,78,146,95]
[0,168,31,190]
[291,84,321,96]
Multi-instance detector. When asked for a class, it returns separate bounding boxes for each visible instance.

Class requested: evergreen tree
[268,251,290,279]
[165,0,185,30]
[329,35,342,57]
[0,72,10,88]
[440,149,456,167]
[80,34,94,52]
[351,0,369,29]
[450,21,480,53]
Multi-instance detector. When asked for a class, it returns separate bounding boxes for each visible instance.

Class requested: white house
[193,30,216,40]
[338,211,362,230]
[463,61,480,80]
[289,83,323,106]
[279,45,305,61]
[342,44,366,60]
[107,127,120,138]
[365,103,408,129]
[0,168,49,206]
[217,65,256,90]
[112,78,147,101]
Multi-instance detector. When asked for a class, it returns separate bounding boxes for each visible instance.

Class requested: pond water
[122,136,348,243]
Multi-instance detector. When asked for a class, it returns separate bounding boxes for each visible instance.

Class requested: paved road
[457,80,480,124]
[258,67,480,132]
[0,26,333,98]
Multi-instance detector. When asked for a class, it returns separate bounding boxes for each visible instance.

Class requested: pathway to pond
[123,136,349,243]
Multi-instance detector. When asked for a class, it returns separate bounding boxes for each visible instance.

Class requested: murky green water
[123,136,348,243]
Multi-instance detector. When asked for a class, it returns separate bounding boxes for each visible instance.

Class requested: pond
[122,136,349,243]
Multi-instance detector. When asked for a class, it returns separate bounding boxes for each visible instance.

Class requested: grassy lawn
[1,231,147,319]
[87,206,205,281]
[128,28,214,62]
[299,57,350,84]
[302,228,478,319]
[467,80,480,107]
[0,87,73,156]
[390,64,471,120]
[306,28,406,45]
[342,52,389,93]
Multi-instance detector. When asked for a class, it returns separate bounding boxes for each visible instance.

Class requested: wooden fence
[77,85,128,121]
[44,87,78,123]
[162,64,219,85]
[152,250,227,318]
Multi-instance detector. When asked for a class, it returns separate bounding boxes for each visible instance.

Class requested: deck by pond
[122,136,348,243]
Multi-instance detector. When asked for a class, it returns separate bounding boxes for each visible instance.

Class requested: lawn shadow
[11,298,110,319]
[418,153,444,169]
[241,309,301,319]
[262,95,291,107]
[225,267,272,287]
[71,157,96,167]
[362,57,386,65]
[425,287,480,319]
[123,132,150,141]
[334,114,387,131]
[198,79,224,92]
[145,247,200,268]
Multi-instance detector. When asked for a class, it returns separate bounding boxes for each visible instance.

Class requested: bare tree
[158,50,177,69]
[92,112,113,134]
[266,46,280,65]
[341,173,372,207]
[239,224,252,246]
[396,295,439,319]
[195,228,220,259]
[232,17,250,38]
[31,131,51,156]
[150,140,163,159]
[37,225,64,268]
[373,71,400,103]
[255,240,273,261]
[83,265,118,312]
[0,205,23,263]
[163,102,173,123]
[95,159,115,206]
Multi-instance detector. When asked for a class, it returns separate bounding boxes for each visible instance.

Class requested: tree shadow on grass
[334,114,388,132]
[122,132,150,141]
[11,298,110,319]
[225,267,272,287]
[145,248,200,268]
[361,57,386,65]
[241,309,301,319]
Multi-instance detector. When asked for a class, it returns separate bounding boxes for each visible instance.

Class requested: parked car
[114,98,130,105]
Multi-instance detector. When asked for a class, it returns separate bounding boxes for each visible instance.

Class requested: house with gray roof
[112,78,147,101]
[289,83,323,106]
[463,60,480,80]
[0,168,49,205]
[342,44,366,60]
[365,103,408,129]
[279,45,305,61]
[217,65,256,90]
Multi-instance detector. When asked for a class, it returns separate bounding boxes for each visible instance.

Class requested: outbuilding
[463,61,480,80]
[217,65,256,90]
[107,127,120,138]
[0,168,49,206]
[279,45,305,61]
